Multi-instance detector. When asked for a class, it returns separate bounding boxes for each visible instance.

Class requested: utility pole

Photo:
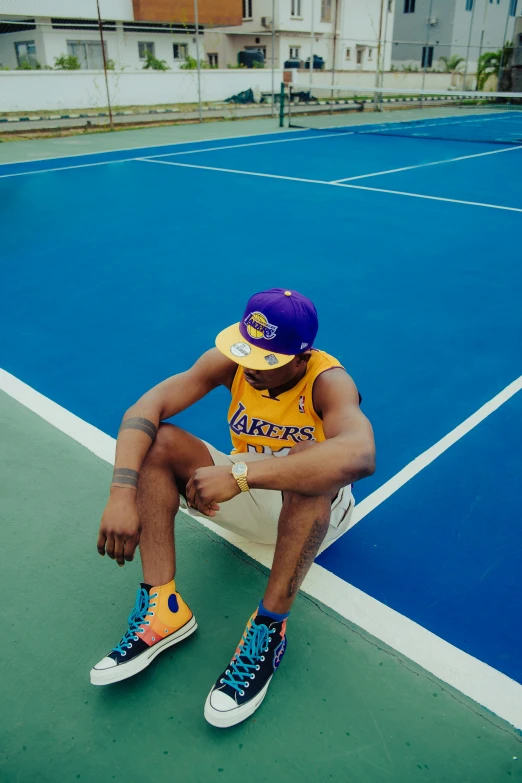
[96,0,114,130]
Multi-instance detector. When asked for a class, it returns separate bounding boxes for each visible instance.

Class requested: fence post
[193,0,203,122]
[279,81,285,127]
[96,0,114,130]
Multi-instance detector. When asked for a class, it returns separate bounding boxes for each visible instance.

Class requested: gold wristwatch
[231,462,249,492]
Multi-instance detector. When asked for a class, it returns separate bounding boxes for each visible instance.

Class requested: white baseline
[1,367,521,730]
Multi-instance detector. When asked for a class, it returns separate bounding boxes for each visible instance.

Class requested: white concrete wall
[0,22,203,71]
[0,69,286,113]
[292,68,455,90]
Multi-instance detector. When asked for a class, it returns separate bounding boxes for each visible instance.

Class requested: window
[291,0,302,17]
[208,52,218,67]
[15,40,37,67]
[67,40,106,69]
[138,41,155,60]
[356,47,364,65]
[368,48,373,60]
[345,47,351,60]
[52,18,115,31]
[403,0,415,11]
[173,43,188,59]
[321,0,332,22]
[243,0,253,18]
[289,47,300,58]
[388,0,393,9]
[421,45,434,67]
[465,0,473,9]
[509,0,517,11]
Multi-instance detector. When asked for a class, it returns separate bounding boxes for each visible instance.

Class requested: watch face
[232,463,246,477]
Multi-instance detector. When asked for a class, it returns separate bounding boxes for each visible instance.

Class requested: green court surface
[0,117,281,164]
[1,389,521,783]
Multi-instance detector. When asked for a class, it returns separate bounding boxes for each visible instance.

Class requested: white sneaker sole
[90,615,198,686]
[204,676,273,728]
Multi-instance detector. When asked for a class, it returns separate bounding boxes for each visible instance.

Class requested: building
[0,0,242,71]
[390,0,519,72]
[204,0,393,73]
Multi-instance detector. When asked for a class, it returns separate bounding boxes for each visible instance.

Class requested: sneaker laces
[222,621,274,694]
[111,587,157,656]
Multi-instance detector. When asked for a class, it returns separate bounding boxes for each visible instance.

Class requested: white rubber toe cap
[92,656,117,671]
[209,689,237,713]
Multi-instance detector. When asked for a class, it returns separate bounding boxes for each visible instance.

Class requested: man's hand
[97,490,141,566]
[186,465,241,517]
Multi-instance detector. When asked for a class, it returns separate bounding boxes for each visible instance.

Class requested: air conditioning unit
[261,16,273,27]
[427,16,438,24]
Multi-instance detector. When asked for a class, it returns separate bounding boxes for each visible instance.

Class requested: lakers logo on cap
[244,312,278,341]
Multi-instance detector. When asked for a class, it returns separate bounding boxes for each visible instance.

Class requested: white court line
[1,365,522,730]
[0,156,142,180]
[147,130,354,159]
[0,129,353,180]
[0,126,309,168]
[331,144,522,183]
[352,374,522,524]
[139,157,522,214]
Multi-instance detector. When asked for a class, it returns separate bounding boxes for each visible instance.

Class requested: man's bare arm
[109,349,235,492]
[246,369,375,496]
[97,349,235,565]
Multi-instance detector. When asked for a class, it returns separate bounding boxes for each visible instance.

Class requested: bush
[16,58,41,70]
[54,54,81,70]
[180,55,209,70]
[106,58,115,70]
[142,50,170,70]
[438,55,465,74]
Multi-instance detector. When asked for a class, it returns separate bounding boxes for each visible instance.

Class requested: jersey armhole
[310,366,345,420]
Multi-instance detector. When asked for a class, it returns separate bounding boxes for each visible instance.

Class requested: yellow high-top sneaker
[90,580,196,686]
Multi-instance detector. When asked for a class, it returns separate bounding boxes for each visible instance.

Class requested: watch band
[232,463,250,492]
[235,473,250,492]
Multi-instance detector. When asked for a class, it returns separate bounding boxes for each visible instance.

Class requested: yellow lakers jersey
[228,349,343,456]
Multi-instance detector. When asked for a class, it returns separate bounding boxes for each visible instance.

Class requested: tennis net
[285,84,522,145]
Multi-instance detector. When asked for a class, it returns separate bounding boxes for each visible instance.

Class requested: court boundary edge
[1,366,521,730]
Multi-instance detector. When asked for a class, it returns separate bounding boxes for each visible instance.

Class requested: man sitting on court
[91,288,375,728]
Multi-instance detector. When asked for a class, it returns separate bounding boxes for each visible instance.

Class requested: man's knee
[284,441,334,503]
[145,423,183,465]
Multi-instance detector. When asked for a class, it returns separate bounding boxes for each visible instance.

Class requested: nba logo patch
[299,396,305,414]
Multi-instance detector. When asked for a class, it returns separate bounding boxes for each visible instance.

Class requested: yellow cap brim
[215,323,295,370]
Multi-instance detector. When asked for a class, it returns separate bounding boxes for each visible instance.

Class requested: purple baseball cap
[215,288,318,369]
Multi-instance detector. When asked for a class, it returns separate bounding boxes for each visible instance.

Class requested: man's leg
[137,423,214,585]
[205,442,333,728]
[263,490,331,615]
[90,424,213,686]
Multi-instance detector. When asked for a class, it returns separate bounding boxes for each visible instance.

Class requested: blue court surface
[1,121,521,702]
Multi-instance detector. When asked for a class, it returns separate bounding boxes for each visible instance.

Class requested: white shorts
[180,442,355,555]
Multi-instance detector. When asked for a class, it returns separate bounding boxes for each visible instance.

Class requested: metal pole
[380,0,391,90]
[497,3,512,91]
[309,0,314,90]
[374,0,386,110]
[330,0,341,111]
[462,0,478,91]
[421,0,434,92]
[96,0,114,130]
[193,0,202,122]
[271,0,276,115]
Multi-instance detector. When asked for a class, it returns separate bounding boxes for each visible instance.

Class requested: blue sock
[258,600,290,622]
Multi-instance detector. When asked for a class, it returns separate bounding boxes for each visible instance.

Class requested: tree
[438,55,465,74]
[476,50,501,91]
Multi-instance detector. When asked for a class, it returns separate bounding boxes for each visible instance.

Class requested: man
[92,288,375,728]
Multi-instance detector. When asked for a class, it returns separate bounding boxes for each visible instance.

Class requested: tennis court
[1,105,521,781]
